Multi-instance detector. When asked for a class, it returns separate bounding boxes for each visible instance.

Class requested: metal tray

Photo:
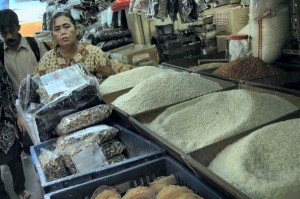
[115,73,237,118]
[129,84,300,198]
[181,84,300,199]
[161,51,229,72]
[101,88,132,104]
[247,71,300,87]
[44,156,229,199]
[129,79,238,163]
[183,109,300,199]
[30,124,165,194]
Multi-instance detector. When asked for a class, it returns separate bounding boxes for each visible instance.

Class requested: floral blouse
[0,62,18,154]
[35,42,115,79]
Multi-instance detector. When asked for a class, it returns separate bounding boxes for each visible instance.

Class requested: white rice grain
[208,119,300,199]
[112,71,223,115]
[99,66,163,95]
[146,89,298,153]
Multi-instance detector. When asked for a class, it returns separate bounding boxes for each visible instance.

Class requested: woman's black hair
[49,11,76,31]
[0,9,19,32]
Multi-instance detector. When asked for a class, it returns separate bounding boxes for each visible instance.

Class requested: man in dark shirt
[0,61,30,199]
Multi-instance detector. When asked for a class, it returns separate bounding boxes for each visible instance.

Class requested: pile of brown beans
[213,56,284,80]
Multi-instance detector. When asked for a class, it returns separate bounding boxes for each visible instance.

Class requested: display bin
[129,84,300,183]
[160,51,243,84]
[44,156,229,199]
[161,51,229,72]
[245,70,300,92]
[109,73,237,121]
[181,84,300,199]
[30,124,165,194]
[184,109,300,199]
[244,81,300,97]
[101,88,132,104]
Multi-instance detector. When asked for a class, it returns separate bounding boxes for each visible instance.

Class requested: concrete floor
[1,152,44,199]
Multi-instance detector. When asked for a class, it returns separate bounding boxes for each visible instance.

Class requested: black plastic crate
[30,124,165,194]
[44,156,228,199]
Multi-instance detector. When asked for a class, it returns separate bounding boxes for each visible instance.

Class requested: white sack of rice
[99,66,163,95]
[250,6,289,63]
[249,0,287,20]
[208,119,300,199]
[146,89,298,153]
[112,71,222,115]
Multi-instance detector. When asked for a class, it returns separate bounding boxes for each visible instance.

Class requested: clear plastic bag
[229,34,250,61]
[18,64,103,142]
[35,64,90,104]
[55,104,113,135]
[18,75,40,111]
[56,125,118,151]
[61,138,125,174]
[39,148,70,181]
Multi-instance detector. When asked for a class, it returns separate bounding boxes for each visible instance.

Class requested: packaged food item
[17,64,103,143]
[62,139,125,174]
[229,34,250,61]
[56,125,118,151]
[39,148,69,181]
[55,104,113,135]
[36,64,90,104]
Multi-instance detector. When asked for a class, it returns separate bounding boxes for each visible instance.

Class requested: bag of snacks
[55,104,113,135]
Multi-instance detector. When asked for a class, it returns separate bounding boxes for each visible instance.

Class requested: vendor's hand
[17,114,26,135]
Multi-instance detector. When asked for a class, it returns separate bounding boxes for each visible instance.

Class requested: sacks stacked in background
[249,0,289,63]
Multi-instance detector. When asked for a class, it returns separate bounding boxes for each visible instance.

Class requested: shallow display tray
[110,73,237,122]
[248,70,300,87]
[102,88,132,104]
[129,84,300,198]
[184,108,300,199]
[30,124,165,194]
[44,156,229,199]
[161,51,228,72]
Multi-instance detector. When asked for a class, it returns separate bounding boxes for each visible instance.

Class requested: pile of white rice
[208,119,300,199]
[99,66,163,95]
[146,89,298,153]
[112,71,223,115]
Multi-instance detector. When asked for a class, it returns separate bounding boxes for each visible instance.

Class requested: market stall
[2,0,300,199]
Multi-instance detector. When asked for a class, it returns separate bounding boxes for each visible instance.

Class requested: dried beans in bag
[56,125,118,151]
[55,104,113,135]
[39,149,70,181]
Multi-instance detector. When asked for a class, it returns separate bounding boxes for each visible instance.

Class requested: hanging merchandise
[68,0,81,6]
[178,0,198,23]
[111,0,130,12]
[133,0,149,13]
[147,0,159,19]
[70,8,82,21]
[100,37,133,51]
[168,0,179,22]
[92,29,131,44]
[128,0,136,13]
[195,0,208,13]
[156,0,168,19]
